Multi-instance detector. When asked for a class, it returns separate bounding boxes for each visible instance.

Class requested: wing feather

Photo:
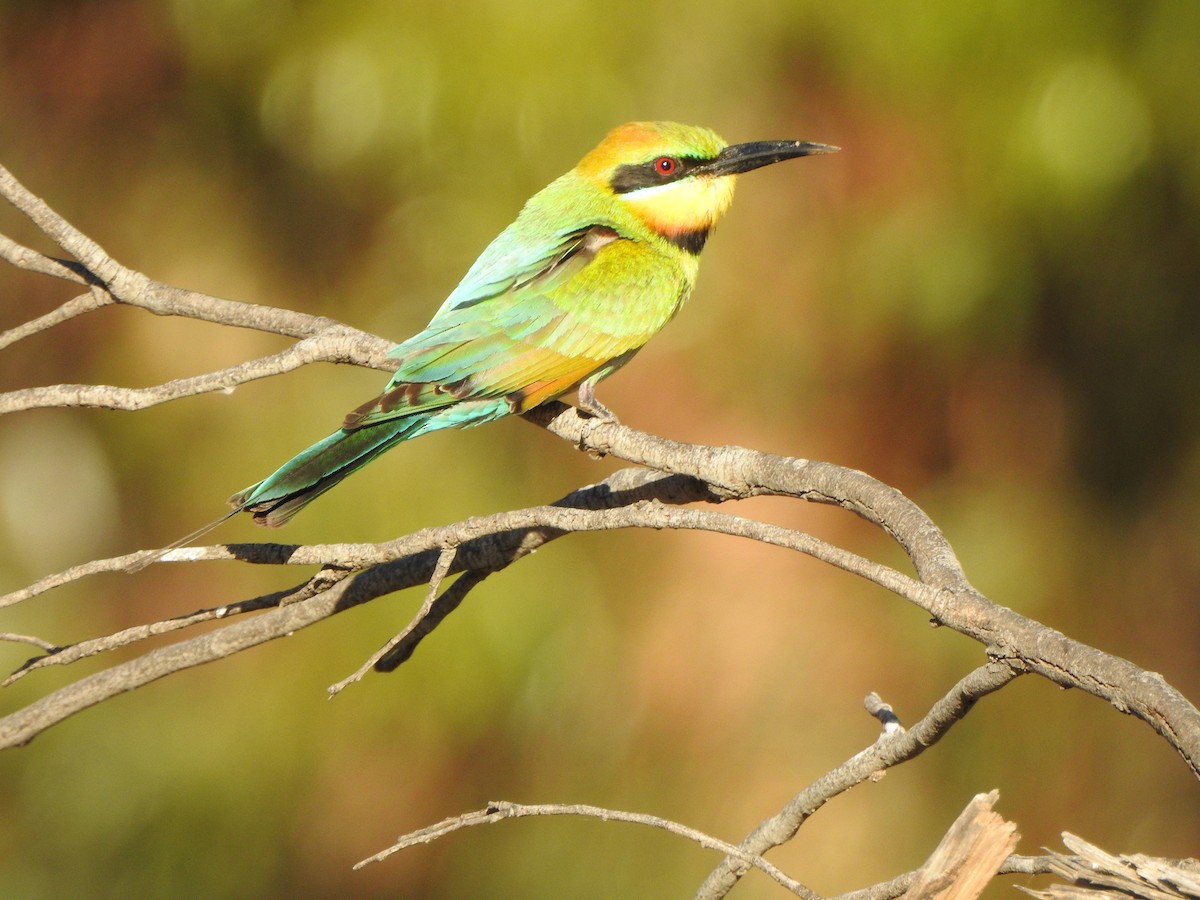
[344,213,690,430]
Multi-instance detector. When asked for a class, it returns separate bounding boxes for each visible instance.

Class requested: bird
[230,121,837,528]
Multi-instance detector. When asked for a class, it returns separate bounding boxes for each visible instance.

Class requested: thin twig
[834,854,1070,900]
[0,549,170,609]
[2,588,298,687]
[373,569,492,671]
[1,164,400,347]
[0,330,394,416]
[0,288,106,350]
[328,544,458,695]
[0,162,122,284]
[0,632,59,653]
[0,573,361,749]
[356,800,821,899]
[0,235,93,286]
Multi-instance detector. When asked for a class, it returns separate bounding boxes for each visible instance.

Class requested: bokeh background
[1,1,1198,897]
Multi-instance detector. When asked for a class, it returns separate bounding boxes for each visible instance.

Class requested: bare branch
[0,162,400,348]
[695,663,1026,899]
[0,632,59,653]
[0,235,94,287]
[357,800,821,899]
[0,162,125,285]
[3,586,295,687]
[0,575,347,749]
[526,403,1200,779]
[0,327,395,416]
[0,467,909,741]
[0,550,156,610]
[2,404,1198,784]
[0,290,108,350]
[372,569,492,672]
[328,544,459,695]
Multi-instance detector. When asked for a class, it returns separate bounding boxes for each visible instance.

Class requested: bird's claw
[576,381,620,425]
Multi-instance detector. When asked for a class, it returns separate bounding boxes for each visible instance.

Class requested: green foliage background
[1,2,1198,896]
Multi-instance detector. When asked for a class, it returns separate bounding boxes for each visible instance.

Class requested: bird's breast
[546,235,697,342]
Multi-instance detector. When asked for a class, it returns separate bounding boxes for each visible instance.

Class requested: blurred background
[1,1,1198,896]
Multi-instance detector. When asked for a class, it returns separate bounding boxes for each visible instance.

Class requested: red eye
[654,156,677,175]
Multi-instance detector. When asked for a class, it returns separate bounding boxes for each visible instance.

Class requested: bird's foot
[575,382,619,457]
[576,381,620,425]
[575,380,625,458]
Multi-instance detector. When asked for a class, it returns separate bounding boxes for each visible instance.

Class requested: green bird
[232,121,836,527]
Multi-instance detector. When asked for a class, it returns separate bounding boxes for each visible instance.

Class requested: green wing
[344,221,689,430]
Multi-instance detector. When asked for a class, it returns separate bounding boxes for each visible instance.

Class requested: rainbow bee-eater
[231,122,836,527]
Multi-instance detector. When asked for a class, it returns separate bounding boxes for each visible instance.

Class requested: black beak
[695,140,839,178]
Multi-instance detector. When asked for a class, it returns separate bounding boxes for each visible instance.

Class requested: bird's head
[576,121,837,252]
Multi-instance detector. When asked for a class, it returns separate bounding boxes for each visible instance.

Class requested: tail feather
[130,400,506,571]
[125,507,242,572]
[230,421,421,527]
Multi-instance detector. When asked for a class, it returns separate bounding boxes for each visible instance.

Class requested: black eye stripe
[610,156,706,194]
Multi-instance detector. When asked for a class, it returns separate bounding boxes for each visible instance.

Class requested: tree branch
[0,162,397,349]
[696,663,1025,898]
[0,327,394,416]
[357,799,821,899]
[534,404,1200,778]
